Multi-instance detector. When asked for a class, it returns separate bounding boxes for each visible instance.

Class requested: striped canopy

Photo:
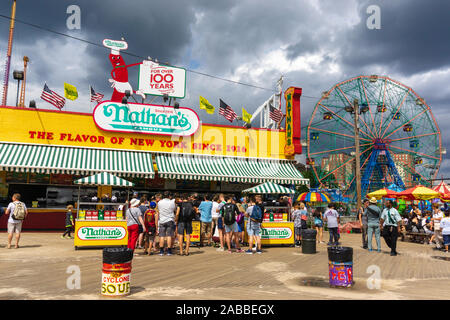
[297,192,330,203]
[74,172,134,187]
[155,153,309,185]
[242,182,295,194]
[396,185,441,201]
[433,181,450,195]
[366,188,400,200]
[0,143,154,178]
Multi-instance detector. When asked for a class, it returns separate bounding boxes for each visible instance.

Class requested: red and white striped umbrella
[433,181,450,195]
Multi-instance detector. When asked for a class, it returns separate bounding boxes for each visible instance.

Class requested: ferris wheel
[306,75,442,200]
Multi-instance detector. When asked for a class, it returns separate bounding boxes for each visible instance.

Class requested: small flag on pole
[199,96,215,114]
[40,83,65,110]
[219,99,238,122]
[242,108,252,123]
[269,105,283,123]
[64,82,78,101]
[90,86,104,103]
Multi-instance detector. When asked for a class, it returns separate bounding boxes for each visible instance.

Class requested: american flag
[90,86,104,103]
[269,105,283,123]
[219,99,238,122]
[40,83,65,109]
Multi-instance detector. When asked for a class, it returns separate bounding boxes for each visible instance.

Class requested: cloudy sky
[0,0,449,178]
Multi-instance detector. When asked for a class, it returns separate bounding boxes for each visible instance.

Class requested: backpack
[179,202,195,222]
[250,205,263,223]
[367,206,380,219]
[222,203,236,225]
[12,202,26,220]
[236,212,244,224]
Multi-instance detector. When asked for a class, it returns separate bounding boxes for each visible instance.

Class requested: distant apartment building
[321,153,354,188]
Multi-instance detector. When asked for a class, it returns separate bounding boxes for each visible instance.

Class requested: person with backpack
[61,205,75,239]
[245,195,263,254]
[380,199,402,256]
[198,194,213,247]
[5,193,28,249]
[313,207,324,244]
[176,194,197,255]
[144,201,158,255]
[235,198,246,245]
[220,195,243,253]
[366,197,382,252]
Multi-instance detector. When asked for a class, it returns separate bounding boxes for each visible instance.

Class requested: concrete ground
[1,231,450,300]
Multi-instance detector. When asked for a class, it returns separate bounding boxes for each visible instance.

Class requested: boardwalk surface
[1,232,450,300]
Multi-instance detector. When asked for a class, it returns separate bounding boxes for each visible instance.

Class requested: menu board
[29,173,50,184]
[51,174,73,185]
[6,172,28,183]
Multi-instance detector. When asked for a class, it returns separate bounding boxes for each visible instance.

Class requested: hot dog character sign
[103,39,147,102]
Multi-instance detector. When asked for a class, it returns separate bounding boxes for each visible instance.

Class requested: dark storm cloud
[341,0,450,75]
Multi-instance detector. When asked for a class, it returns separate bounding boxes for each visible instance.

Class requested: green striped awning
[74,172,135,187]
[155,153,309,185]
[0,143,154,178]
[242,182,296,194]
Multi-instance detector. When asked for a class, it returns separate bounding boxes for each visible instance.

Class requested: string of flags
[199,96,284,124]
[39,83,104,110]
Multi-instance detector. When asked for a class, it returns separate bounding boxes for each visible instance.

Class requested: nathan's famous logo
[78,226,126,240]
[93,101,199,136]
[261,227,292,240]
[285,93,293,145]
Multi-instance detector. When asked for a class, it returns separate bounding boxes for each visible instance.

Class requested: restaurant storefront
[0,96,308,230]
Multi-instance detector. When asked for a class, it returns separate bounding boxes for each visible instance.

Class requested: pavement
[1,231,450,300]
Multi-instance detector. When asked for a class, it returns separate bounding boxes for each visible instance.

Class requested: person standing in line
[126,198,146,251]
[324,203,340,246]
[215,194,226,251]
[366,197,382,252]
[431,203,444,249]
[358,199,369,249]
[380,199,402,256]
[313,207,324,244]
[198,194,213,247]
[143,201,158,255]
[176,194,196,256]
[220,195,243,253]
[156,191,176,256]
[245,196,263,254]
[5,193,28,249]
[61,205,75,239]
[440,210,450,253]
[211,194,221,247]
[235,198,246,245]
[137,197,149,249]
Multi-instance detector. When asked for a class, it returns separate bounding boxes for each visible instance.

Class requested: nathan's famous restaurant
[0,87,308,234]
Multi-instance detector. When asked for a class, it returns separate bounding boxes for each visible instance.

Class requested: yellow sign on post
[184,220,201,243]
[74,220,128,249]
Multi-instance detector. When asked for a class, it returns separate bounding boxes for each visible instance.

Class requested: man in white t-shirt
[432,203,444,249]
[324,203,340,246]
[156,191,176,256]
[5,193,28,249]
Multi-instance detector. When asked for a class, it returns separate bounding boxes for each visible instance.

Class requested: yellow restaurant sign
[0,106,289,159]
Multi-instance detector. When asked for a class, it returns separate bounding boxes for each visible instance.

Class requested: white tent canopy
[74,172,135,187]
[242,182,295,194]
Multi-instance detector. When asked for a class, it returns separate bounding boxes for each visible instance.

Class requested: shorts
[145,226,157,241]
[201,221,212,238]
[237,222,245,232]
[294,227,302,238]
[246,221,261,237]
[8,222,22,234]
[159,221,175,237]
[178,221,193,235]
[224,221,239,233]
[217,217,224,230]
[138,224,144,234]
[443,234,450,246]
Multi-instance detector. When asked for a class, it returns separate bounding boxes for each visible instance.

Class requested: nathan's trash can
[101,247,133,297]
[327,246,353,287]
[301,229,317,254]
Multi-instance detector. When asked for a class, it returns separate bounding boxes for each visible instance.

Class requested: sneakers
[159,249,164,256]
[228,250,233,254]
[167,248,173,256]
[236,249,243,253]
[390,251,397,256]
[216,247,225,252]
[245,249,253,254]
[256,249,262,254]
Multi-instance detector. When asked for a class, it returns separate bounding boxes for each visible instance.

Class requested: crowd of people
[358,198,450,255]
[123,191,267,256]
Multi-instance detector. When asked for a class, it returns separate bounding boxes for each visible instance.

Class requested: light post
[13,70,24,107]
[345,98,369,212]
